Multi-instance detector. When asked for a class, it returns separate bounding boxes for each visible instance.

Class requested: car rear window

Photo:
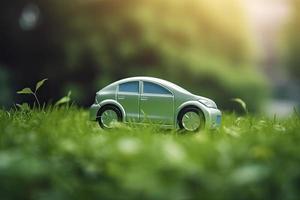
[143,82,172,95]
[119,81,139,93]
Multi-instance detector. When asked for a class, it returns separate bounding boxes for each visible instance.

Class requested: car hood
[194,95,214,102]
[193,95,218,108]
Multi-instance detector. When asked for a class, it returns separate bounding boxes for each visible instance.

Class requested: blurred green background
[0,0,299,113]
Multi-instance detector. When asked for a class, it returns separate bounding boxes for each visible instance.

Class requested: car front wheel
[97,105,122,129]
[178,107,205,132]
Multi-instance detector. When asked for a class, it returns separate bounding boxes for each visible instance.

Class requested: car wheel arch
[177,105,205,122]
[98,100,125,121]
[176,101,209,124]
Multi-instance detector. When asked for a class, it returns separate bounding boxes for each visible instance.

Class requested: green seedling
[55,91,72,106]
[17,78,48,110]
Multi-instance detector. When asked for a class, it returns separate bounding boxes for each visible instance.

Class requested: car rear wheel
[178,107,205,132]
[97,105,122,129]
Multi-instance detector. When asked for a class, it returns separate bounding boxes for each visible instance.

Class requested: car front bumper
[90,103,101,121]
[206,108,222,129]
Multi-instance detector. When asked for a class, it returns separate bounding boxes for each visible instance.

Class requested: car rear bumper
[89,103,101,121]
[206,108,222,129]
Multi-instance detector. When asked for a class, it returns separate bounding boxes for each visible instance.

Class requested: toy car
[90,77,221,132]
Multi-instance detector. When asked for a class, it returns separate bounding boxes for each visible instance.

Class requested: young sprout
[17,78,48,110]
[55,91,72,106]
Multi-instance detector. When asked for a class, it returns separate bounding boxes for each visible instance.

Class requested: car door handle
[140,96,148,101]
[118,96,125,100]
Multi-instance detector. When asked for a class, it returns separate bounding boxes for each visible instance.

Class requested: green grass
[0,107,300,200]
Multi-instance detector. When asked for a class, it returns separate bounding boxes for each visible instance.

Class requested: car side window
[143,82,172,95]
[119,81,139,93]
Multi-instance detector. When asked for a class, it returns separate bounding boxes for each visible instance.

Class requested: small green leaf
[67,91,72,97]
[55,97,71,106]
[231,98,248,114]
[17,87,33,94]
[35,78,48,92]
[55,90,72,106]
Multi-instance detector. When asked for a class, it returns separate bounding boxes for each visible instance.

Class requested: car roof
[111,76,192,94]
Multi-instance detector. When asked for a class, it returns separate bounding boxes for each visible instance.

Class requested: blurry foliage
[0,108,300,199]
[283,0,300,79]
[0,0,268,111]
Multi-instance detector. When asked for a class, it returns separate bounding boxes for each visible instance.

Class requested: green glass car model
[90,77,221,132]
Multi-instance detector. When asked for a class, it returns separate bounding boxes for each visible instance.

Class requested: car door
[117,81,140,122]
[140,81,174,124]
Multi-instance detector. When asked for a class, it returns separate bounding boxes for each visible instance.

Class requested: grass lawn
[0,107,300,200]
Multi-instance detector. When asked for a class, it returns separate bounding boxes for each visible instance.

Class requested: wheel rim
[182,111,201,131]
[100,109,118,128]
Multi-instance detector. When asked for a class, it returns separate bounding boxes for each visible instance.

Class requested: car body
[90,77,221,131]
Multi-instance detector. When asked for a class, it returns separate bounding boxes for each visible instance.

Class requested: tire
[178,107,205,132]
[97,105,122,129]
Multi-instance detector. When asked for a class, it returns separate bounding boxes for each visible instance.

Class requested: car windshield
[161,80,192,95]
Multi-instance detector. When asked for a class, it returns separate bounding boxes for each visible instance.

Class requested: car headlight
[198,99,217,109]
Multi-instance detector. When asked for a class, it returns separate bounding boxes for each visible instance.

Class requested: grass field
[0,107,300,200]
